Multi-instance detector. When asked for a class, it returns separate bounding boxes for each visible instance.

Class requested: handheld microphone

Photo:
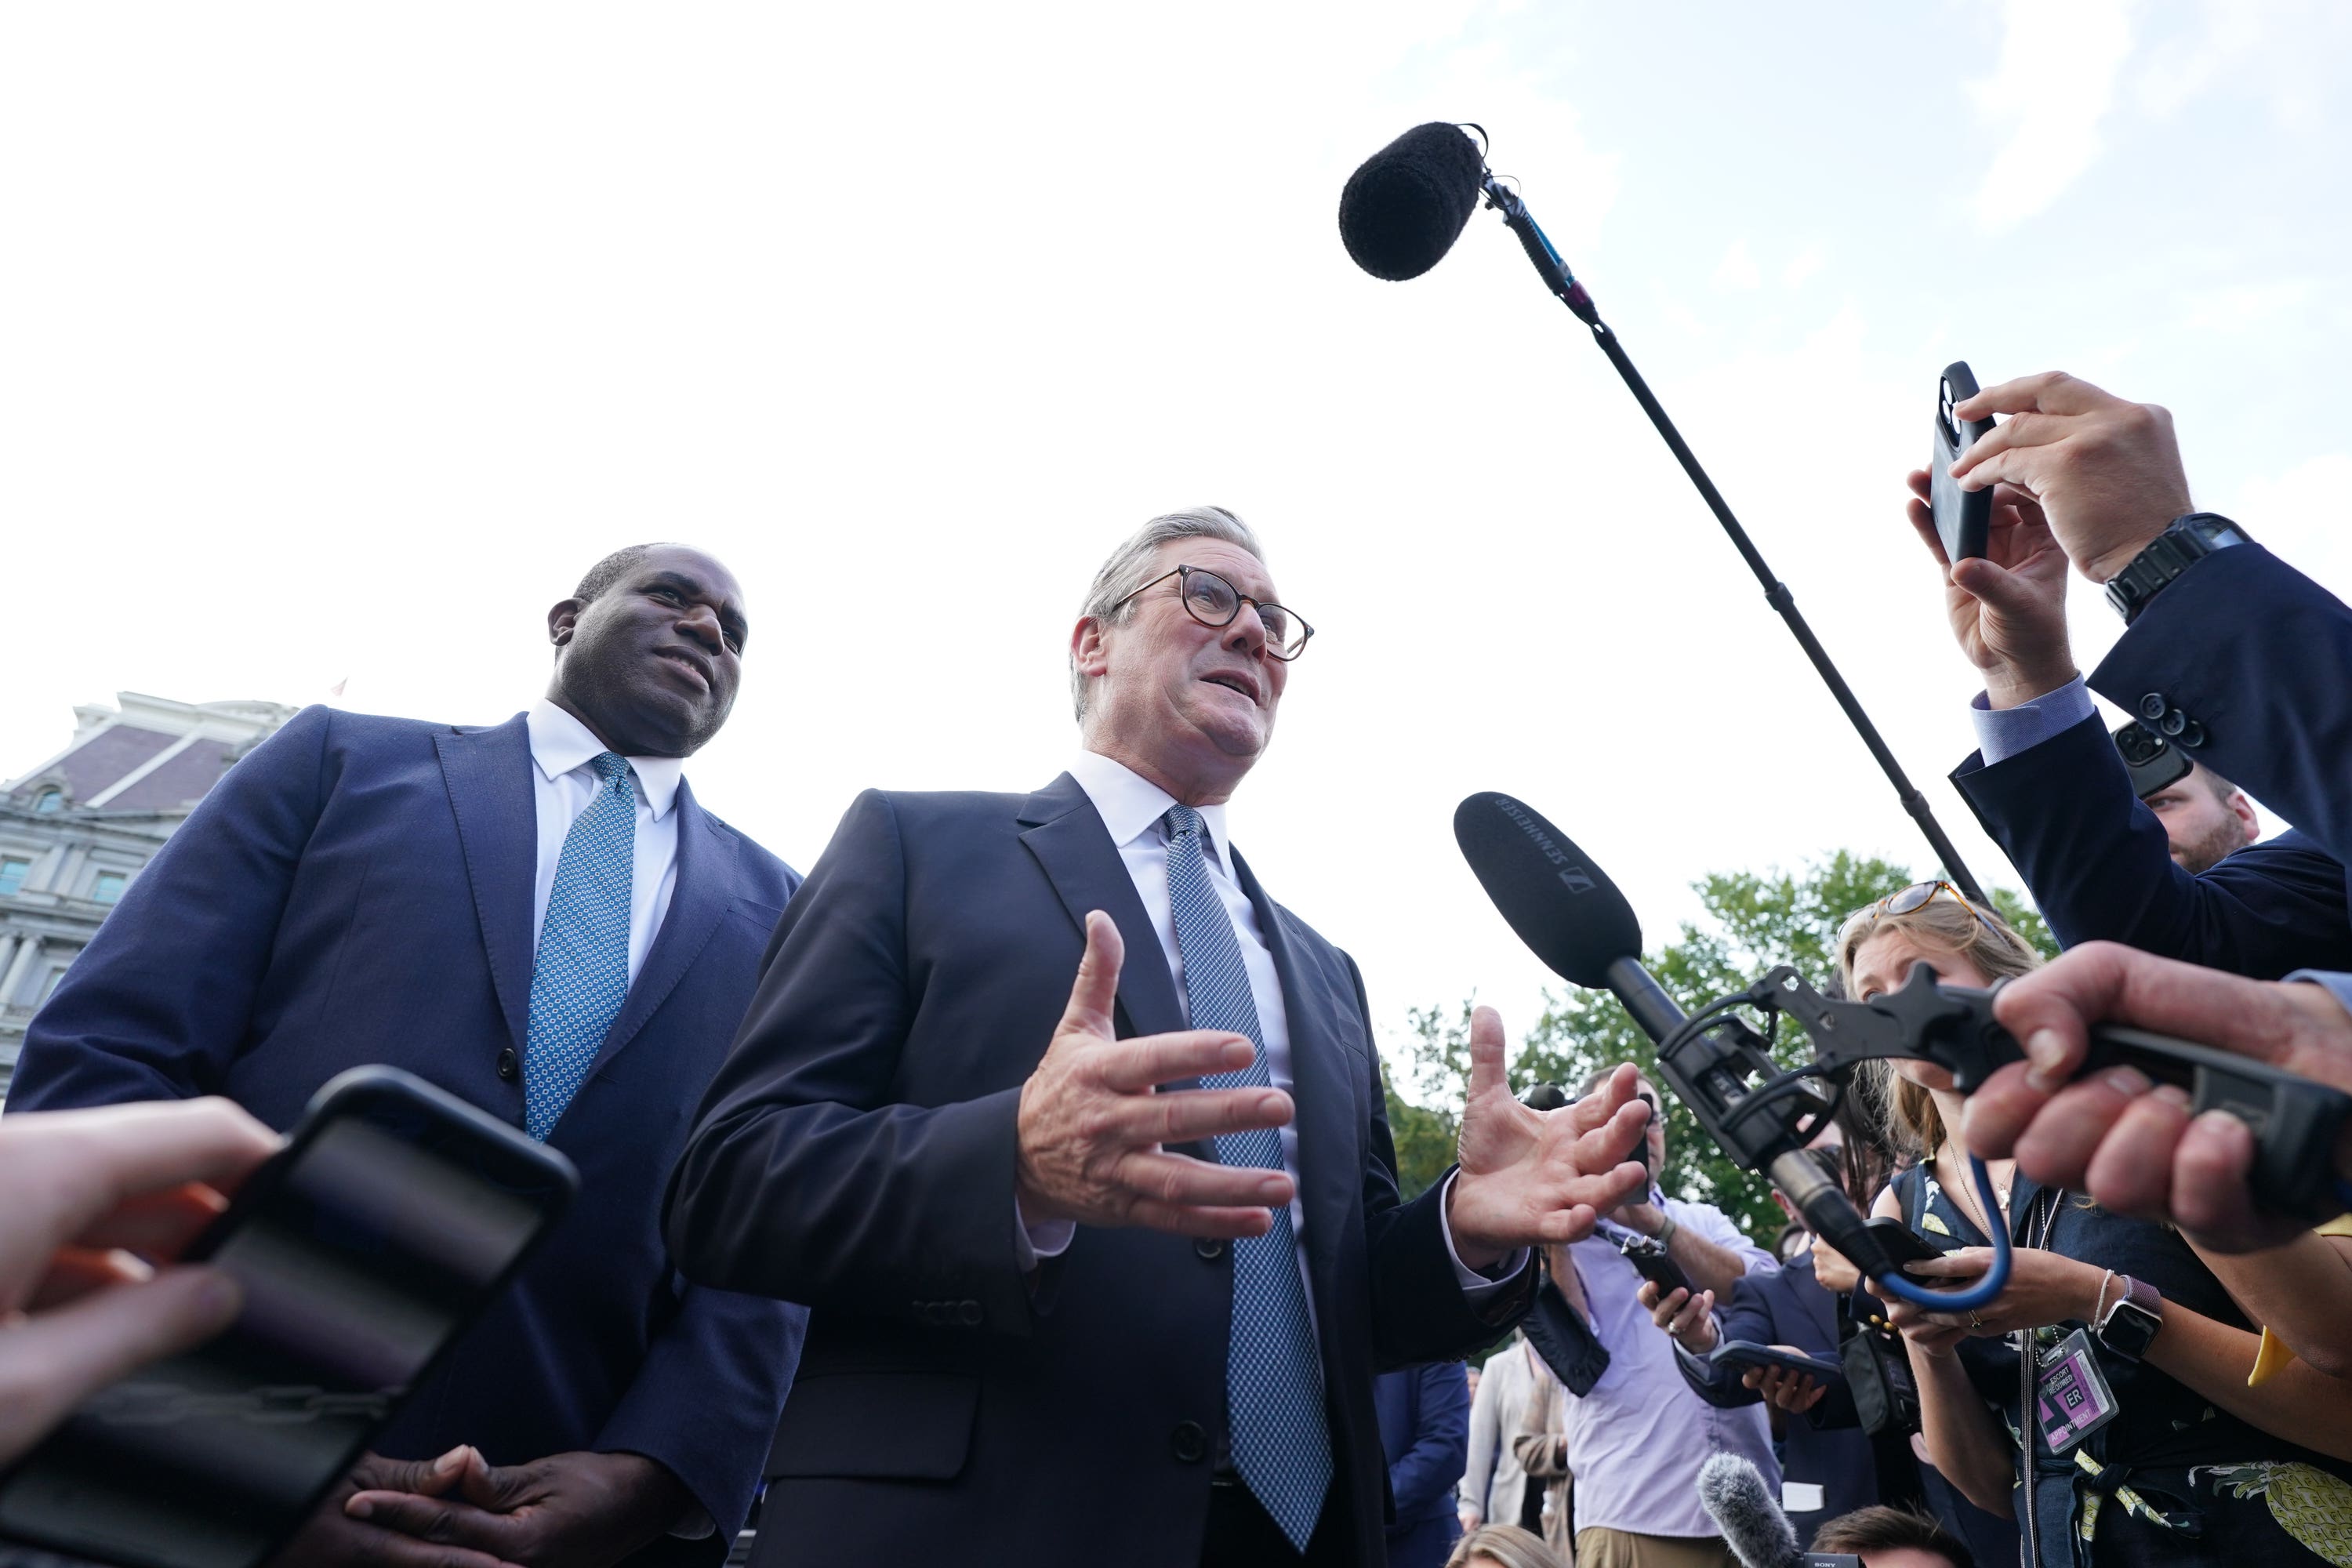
[1697,1454,1860,1568]
[1453,789,2013,1310]
[1343,122,1987,904]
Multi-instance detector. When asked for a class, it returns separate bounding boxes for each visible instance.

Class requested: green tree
[1385,856,2056,1236]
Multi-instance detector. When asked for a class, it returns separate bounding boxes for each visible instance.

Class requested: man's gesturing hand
[1962,942,2352,1251]
[1946,371,2193,583]
[1904,470,2078,708]
[1014,911,1299,1239]
[343,1450,689,1568]
[1446,1017,1650,1269]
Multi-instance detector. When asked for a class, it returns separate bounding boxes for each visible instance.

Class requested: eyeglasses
[1838,880,2001,945]
[1109,565,1315,661]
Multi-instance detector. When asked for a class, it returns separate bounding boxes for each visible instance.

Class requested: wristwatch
[2094,1273,2164,1361]
[2104,513,2252,624]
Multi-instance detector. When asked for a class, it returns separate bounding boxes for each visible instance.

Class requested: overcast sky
[5,2,2348,1071]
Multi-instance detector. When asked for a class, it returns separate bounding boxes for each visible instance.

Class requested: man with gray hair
[666,506,1653,1568]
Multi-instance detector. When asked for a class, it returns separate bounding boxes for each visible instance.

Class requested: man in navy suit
[9,545,804,1568]
[1373,1363,1470,1568]
[1900,412,2350,982]
[665,506,1653,1567]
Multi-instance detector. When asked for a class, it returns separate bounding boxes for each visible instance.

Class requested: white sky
[5,2,2350,1068]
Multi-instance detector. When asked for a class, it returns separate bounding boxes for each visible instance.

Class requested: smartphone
[2113,718,2192,800]
[1862,1215,1963,1270]
[1930,361,1996,562]
[1618,1234,1693,1299]
[1708,1340,1846,1385]
[0,1067,578,1568]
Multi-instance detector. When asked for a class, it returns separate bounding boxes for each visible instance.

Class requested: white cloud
[1782,242,1828,289]
[2227,452,2352,601]
[1969,0,2136,230]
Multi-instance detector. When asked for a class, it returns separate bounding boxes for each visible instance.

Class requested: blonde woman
[1845,883,2352,1567]
[1446,1523,1570,1568]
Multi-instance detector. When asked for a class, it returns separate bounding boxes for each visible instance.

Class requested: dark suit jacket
[1374,1363,1471,1536]
[1952,710,2351,978]
[2090,542,2352,871]
[1670,1254,1875,1544]
[8,706,806,1540]
[664,775,1530,1567]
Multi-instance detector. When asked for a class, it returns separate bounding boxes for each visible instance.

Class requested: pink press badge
[2034,1327,2121,1454]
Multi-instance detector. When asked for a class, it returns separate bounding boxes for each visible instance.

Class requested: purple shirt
[1553,1197,1778,1538]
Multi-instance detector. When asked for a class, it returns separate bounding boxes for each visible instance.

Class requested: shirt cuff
[1013,1195,1076,1271]
[2285,971,2352,1023]
[1437,1171,1531,1300]
[1970,674,2096,764]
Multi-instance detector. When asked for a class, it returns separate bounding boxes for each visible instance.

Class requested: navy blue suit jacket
[1374,1363,1471,1533]
[664,776,1531,1568]
[1671,1254,1875,1544]
[1952,710,2351,978]
[8,706,806,1540]
[2091,543,2352,871]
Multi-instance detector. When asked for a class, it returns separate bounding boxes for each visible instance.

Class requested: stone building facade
[0,692,296,1094]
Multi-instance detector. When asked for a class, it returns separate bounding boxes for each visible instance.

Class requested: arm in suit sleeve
[1388,1360,1472,1524]
[664,791,1039,1334]
[593,1277,808,1538]
[1348,954,1537,1367]
[1952,710,2351,978]
[2092,543,2352,867]
[8,704,335,1113]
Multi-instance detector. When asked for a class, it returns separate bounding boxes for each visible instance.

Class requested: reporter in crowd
[1461,1332,1547,1537]
[1941,368,2352,872]
[1445,1523,1568,1568]
[0,1099,278,1468]
[1637,1136,1906,1550]
[1902,452,2348,978]
[8,546,806,1567]
[1518,1068,1776,1568]
[662,507,1653,1568]
[1376,1360,1472,1568]
[1807,1505,1973,1568]
[1846,889,2352,1567]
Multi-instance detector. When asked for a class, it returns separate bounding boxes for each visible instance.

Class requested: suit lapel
[585,779,735,1079]
[1233,849,1356,1302]
[434,717,538,1054]
[1017,774,1184,1040]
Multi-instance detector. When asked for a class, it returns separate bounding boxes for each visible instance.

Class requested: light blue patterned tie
[1162,804,1333,1552]
[521,752,636,1141]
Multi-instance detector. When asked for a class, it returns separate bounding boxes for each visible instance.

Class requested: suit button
[1171,1421,1208,1464]
[1194,1239,1225,1261]
[2158,708,2189,737]
[958,1301,983,1326]
[2140,693,2169,720]
[2178,720,2208,749]
[495,1047,519,1082]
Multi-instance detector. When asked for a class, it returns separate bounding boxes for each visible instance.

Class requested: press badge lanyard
[2014,1189,2121,1568]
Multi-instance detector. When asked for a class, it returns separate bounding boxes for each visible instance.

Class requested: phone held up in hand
[0,1066,578,1568]
[1930,361,1996,562]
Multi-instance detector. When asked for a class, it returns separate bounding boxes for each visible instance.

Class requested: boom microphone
[1697,1454,1859,1568]
[1344,122,1988,904]
[1337,122,1486,281]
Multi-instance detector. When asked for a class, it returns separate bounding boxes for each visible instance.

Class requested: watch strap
[2105,513,2252,624]
[2094,1272,2164,1360]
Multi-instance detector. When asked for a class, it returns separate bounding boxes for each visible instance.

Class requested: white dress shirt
[1019,750,1524,1305]
[525,699,686,983]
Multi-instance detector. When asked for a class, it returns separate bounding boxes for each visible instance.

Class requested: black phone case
[1709,1340,1846,1383]
[1863,1214,1962,1268]
[0,1067,578,1568]
[1930,361,1994,561]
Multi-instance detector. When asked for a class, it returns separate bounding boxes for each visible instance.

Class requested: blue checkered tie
[1162,804,1333,1552]
[522,752,636,1141]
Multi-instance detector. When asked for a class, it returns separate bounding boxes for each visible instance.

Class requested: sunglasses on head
[1838,880,2001,944]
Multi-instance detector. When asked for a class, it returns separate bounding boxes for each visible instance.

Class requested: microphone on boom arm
[1451,789,2015,1312]
[1343,122,1987,906]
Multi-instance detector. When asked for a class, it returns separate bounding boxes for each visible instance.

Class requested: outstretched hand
[1445,1014,1650,1269]
[1904,469,2078,707]
[1014,911,1301,1239]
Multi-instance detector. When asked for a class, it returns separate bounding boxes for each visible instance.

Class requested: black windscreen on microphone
[1338,122,1487,281]
[1453,792,1643,989]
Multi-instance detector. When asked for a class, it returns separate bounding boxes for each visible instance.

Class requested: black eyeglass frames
[1109,565,1314,661]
